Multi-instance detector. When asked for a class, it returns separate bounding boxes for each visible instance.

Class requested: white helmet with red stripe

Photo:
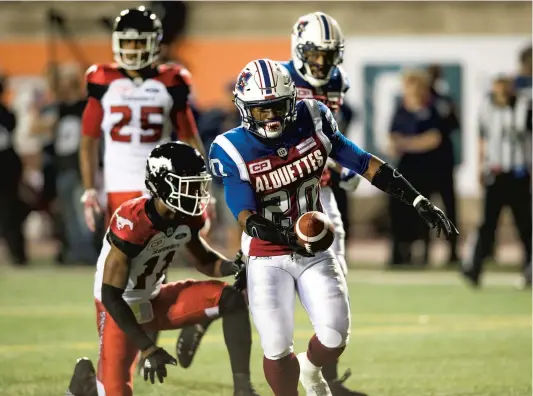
[233,58,297,139]
[291,12,344,87]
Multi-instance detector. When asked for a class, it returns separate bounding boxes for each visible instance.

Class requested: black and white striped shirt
[478,93,532,172]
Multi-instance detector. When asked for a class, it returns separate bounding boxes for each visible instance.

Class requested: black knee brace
[218,286,248,315]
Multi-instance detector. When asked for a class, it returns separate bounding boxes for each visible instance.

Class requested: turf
[0,266,530,396]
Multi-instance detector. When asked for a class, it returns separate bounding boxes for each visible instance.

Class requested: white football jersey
[93,196,205,305]
[84,63,196,193]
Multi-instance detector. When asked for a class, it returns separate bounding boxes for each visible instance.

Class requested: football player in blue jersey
[175,15,361,388]
[281,13,364,395]
[284,12,348,107]
[206,59,457,396]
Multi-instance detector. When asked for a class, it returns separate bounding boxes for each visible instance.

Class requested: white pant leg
[296,253,351,348]
[320,187,347,275]
[247,255,296,360]
[96,380,106,396]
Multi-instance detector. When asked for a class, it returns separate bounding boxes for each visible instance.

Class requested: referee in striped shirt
[462,76,532,287]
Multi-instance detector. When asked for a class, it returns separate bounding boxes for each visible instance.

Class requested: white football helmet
[233,59,297,139]
[112,7,163,71]
[291,12,344,87]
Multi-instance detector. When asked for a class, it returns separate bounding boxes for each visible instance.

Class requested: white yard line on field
[0,317,529,355]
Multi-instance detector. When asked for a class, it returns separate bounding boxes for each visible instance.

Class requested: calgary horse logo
[115,214,134,231]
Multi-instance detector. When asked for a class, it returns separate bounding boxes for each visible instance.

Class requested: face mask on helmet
[297,43,344,84]
[237,96,296,139]
[112,30,160,70]
[162,173,211,216]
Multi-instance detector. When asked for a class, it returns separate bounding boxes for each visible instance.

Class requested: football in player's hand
[294,211,335,253]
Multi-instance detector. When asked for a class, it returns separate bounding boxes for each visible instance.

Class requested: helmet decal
[233,59,297,139]
[291,12,344,87]
[297,20,309,38]
[148,157,173,176]
[236,71,253,94]
[145,142,211,216]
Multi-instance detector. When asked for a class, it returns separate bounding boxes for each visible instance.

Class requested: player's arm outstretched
[316,100,459,239]
[185,230,245,281]
[100,242,177,384]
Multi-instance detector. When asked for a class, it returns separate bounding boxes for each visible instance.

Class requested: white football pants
[247,250,351,360]
[320,186,347,275]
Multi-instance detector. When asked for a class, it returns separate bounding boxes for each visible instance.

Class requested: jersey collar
[118,65,160,82]
[145,198,187,232]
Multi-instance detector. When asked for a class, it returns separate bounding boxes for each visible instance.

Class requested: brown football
[294,211,335,253]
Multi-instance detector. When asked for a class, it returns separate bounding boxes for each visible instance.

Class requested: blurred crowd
[0,2,530,283]
[383,46,531,279]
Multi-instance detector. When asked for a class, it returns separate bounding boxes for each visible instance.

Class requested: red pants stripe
[95,280,226,396]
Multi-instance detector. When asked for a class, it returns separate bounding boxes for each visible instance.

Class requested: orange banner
[0,37,290,108]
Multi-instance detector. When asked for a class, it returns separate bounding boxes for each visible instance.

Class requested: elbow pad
[244,214,287,245]
[371,163,421,206]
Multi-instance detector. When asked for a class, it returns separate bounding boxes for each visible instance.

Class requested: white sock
[298,352,320,372]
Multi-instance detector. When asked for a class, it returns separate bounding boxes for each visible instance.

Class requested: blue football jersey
[280,60,350,109]
[281,60,351,186]
[209,99,371,257]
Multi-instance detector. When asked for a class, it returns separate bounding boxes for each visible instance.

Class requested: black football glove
[232,249,247,292]
[142,347,177,384]
[281,227,315,258]
[415,198,459,239]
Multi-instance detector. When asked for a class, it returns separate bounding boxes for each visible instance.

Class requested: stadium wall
[0,1,529,234]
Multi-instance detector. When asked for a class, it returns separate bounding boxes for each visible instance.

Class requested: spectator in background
[39,65,60,218]
[515,45,533,171]
[426,64,460,263]
[388,69,451,266]
[514,45,532,93]
[462,76,532,288]
[11,69,50,213]
[31,64,97,265]
[151,1,188,64]
[149,1,203,143]
[0,73,28,265]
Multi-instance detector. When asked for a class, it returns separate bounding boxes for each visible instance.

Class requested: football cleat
[176,319,213,368]
[234,387,261,396]
[66,357,97,396]
[328,369,369,396]
[297,352,332,396]
[233,372,261,396]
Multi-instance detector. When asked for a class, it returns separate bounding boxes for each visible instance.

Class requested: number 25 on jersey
[110,105,164,143]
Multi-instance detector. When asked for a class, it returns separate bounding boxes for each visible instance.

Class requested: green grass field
[0,266,531,396]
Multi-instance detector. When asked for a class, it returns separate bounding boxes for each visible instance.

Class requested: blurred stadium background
[0,2,531,396]
[0,1,531,266]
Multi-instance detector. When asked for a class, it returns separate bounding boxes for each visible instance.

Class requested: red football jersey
[93,196,205,303]
[82,63,199,193]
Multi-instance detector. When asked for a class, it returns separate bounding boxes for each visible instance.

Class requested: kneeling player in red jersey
[66,142,258,396]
